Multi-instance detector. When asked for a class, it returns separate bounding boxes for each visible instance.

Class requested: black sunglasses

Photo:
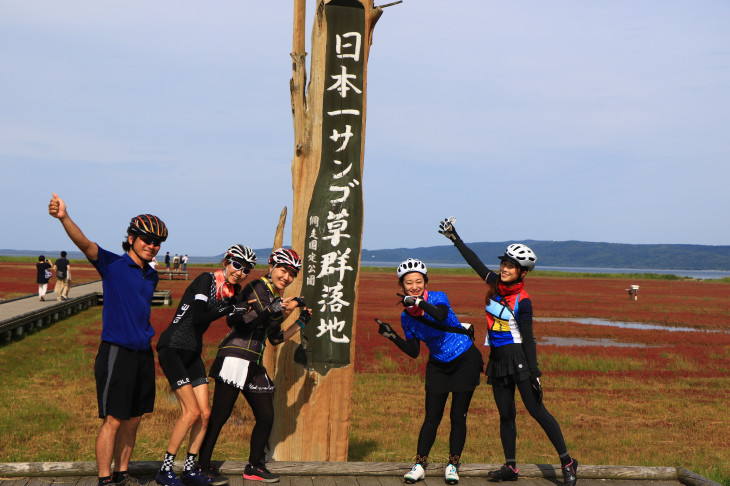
[231,260,251,274]
[139,236,162,247]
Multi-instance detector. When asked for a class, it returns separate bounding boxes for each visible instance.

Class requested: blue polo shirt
[91,246,159,351]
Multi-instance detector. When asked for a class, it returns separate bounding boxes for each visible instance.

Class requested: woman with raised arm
[376,258,483,485]
[154,245,256,486]
[438,218,578,486]
[197,248,311,484]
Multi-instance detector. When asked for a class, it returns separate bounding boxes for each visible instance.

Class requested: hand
[398,293,421,307]
[438,217,459,242]
[48,193,67,219]
[267,297,284,314]
[375,318,398,341]
[293,297,307,308]
[531,377,543,404]
[298,307,312,324]
[229,303,250,315]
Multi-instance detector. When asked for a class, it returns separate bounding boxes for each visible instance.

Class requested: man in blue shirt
[49,193,168,486]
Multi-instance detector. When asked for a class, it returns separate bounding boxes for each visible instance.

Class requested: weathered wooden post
[268,0,385,461]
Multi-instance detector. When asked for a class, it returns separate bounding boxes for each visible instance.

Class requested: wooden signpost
[268,0,385,462]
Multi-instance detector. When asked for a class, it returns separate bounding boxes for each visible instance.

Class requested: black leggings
[492,379,567,463]
[416,390,475,458]
[198,380,274,467]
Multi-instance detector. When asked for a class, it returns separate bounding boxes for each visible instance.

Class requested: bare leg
[113,416,142,473]
[188,384,211,455]
[165,384,203,455]
[96,415,122,477]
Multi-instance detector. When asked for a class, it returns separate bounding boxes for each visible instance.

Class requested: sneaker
[200,467,228,486]
[181,468,213,486]
[488,464,519,482]
[445,464,459,485]
[404,464,425,484]
[115,473,141,486]
[562,458,578,486]
[243,463,279,483]
[156,470,184,486]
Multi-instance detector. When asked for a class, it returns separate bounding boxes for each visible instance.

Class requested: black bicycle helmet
[128,214,168,242]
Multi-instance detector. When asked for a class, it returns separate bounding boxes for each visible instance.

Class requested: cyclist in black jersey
[438,218,578,486]
[155,245,256,486]
[198,248,311,484]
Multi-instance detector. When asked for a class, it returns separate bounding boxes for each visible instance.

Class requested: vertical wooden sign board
[270,0,382,462]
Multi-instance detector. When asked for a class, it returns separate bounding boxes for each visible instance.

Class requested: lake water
[534,317,727,334]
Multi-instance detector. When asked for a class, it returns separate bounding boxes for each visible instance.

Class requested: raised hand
[375,318,398,341]
[438,217,459,242]
[48,193,67,219]
[298,307,312,324]
[397,292,421,307]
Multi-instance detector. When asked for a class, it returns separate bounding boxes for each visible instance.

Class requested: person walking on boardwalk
[376,258,483,485]
[155,245,257,486]
[437,218,578,486]
[36,255,53,301]
[197,248,311,484]
[53,251,71,300]
[48,193,168,486]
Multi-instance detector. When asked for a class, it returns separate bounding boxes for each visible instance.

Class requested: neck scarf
[215,269,235,300]
[497,280,524,298]
[405,289,428,317]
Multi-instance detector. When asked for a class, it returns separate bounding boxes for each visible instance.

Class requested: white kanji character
[315,316,350,343]
[336,32,361,62]
[327,65,362,98]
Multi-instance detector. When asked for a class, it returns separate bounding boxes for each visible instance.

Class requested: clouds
[1,0,728,255]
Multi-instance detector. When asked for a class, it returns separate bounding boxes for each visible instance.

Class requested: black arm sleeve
[418,301,449,322]
[453,238,498,284]
[391,335,420,359]
[226,281,281,332]
[190,299,229,328]
[517,299,541,377]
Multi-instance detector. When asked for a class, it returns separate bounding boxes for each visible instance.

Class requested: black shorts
[158,346,208,390]
[425,344,483,393]
[486,343,533,386]
[94,341,155,419]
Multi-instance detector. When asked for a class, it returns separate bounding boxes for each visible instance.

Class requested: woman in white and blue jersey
[438,218,578,486]
[377,258,483,485]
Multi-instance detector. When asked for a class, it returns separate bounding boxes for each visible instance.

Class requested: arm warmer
[391,334,420,359]
[418,301,449,322]
[517,299,541,377]
[453,238,498,284]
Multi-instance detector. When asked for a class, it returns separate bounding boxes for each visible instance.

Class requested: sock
[506,461,517,468]
[161,451,176,472]
[560,454,572,467]
[99,476,113,486]
[184,452,197,472]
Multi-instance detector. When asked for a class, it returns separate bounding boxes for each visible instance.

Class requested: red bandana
[497,280,524,297]
[405,289,428,317]
[214,269,235,300]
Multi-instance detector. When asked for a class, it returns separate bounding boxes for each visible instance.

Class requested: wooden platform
[0,462,720,486]
[156,270,189,280]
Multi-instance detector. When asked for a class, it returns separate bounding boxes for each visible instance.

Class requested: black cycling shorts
[158,346,208,391]
[94,341,155,419]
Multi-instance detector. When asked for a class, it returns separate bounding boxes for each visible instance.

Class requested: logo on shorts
[176,377,190,386]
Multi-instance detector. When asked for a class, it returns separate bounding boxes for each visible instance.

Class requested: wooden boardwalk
[0,462,720,486]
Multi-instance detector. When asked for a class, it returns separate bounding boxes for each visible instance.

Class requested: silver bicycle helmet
[226,244,257,267]
[397,258,428,279]
[499,243,537,271]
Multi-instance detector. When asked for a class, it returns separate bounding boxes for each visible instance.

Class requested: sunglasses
[139,236,162,247]
[231,260,252,275]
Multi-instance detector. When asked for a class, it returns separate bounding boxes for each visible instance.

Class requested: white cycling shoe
[404,464,425,483]
[445,464,459,485]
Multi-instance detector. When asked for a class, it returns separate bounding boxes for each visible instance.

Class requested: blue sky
[1,1,728,256]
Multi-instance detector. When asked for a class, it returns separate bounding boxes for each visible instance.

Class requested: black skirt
[425,344,484,393]
[485,343,532,386]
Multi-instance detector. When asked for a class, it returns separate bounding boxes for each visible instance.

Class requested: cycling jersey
[157,272,236,353]
[215,277,285,364]
[400,290,472,363]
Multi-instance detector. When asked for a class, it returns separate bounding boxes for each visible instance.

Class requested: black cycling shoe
[562,458,578,486]
[488,464,519,482]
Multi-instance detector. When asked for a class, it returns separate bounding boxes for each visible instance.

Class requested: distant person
[438,218,578,486]
[198,248,311,484]
[155,245,257,486]
[36,255,53,301]
[48,192,168,486]
[173,254,180,271]
[182,254,189,271]
[150,256,158,270]
[53,251,71,301]
[165,252,171,269]
[376,258,482,485]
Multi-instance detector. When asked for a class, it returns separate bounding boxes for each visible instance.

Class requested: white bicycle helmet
[269,248,302,274]
[499,243,537,271]
[397,258,428,279]
[226,244,257,267]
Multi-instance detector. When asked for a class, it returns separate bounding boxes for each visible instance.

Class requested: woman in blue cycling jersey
[438,218,578,486]
[376,258,483,485]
